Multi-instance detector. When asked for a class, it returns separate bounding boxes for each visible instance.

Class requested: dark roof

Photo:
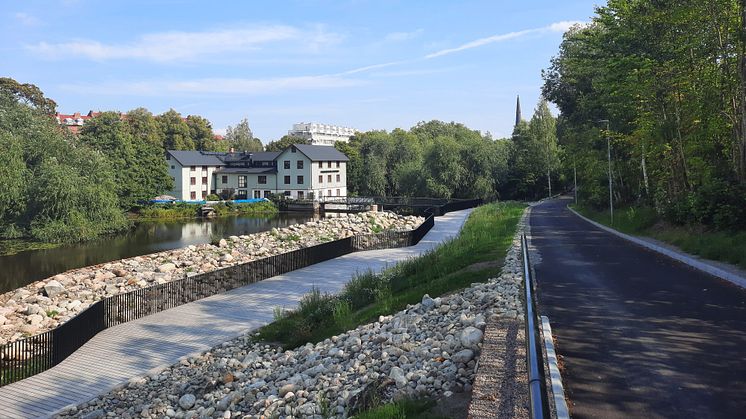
[251,151,281,161]
[292,144,349,162]
[215,167,277,174]
[167,150,225,166]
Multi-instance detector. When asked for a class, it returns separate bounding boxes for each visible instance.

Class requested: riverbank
[133,200,278,220]
[572,204,746,271]
[56,204,526,419]
[0,211,423,345]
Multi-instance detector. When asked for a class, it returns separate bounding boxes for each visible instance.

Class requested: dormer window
[291,146,297,153]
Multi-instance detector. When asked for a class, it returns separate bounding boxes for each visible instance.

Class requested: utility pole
[574,162,577,205]
[598,119,614,225]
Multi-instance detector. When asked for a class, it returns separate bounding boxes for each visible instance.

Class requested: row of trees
[542,0,746,230]
[335,105,560,201]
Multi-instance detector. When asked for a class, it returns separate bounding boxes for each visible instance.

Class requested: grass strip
[254,201,525,350]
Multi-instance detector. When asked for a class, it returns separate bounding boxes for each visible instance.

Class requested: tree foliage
[225,118,263,152]
[0,92,127,242]
[542,0,746,230]
[0,77,57,114]
[265,135,309,152]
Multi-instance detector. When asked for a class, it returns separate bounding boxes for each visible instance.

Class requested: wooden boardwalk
[0,210,472,419]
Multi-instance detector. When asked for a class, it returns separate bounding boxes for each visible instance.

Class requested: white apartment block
[288,122,357,146]
[165,144,348,201]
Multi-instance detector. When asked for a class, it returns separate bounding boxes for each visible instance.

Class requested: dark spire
[515,95,522,127]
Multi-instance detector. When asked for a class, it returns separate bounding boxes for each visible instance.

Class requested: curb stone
[567,205,746,290]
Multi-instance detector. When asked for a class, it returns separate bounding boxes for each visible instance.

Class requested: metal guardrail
[521,233,550,419]
[0,200,478,387]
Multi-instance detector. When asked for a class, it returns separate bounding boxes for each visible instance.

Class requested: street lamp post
[598,119,613,225]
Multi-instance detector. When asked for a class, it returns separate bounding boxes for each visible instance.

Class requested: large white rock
[460,326,484,350]
[156,263,176,273]
[44,280,65,298]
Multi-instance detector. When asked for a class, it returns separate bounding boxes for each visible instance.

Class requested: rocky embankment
[57,227,525,419]
[0,212,423,345]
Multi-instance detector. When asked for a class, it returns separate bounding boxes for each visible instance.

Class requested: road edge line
[567,205,746,290]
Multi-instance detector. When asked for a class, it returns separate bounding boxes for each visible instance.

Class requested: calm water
[0,214,315,294]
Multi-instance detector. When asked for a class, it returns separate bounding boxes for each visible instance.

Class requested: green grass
[254,201,525,349]
[134,200,278,220]
[354,399,448,419]
[572,204,746,270]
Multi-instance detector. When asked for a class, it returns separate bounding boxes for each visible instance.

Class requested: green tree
[0,77,56,114]
[0,91,127,242]
[225,118,263,151]
[125,108,164,147]
[157,109,195,150]
[265,134,309,152]
[186,115,215,150]
[529,99,560,197]
[80,112,172,208]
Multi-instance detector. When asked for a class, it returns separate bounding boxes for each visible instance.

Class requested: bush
[206,194,221,201]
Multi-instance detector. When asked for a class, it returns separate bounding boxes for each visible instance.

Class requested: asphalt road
[530,198,746,419]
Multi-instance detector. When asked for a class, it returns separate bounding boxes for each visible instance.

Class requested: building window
[298,191,304,199]
[328,161,332,168]
[327,174,332,183]
[190,177,196,185]
[171,165,175,169]
[291,146,297,153]
[336,174,341,182]
[336,189,340,196]
[297,160,303,169]
[318,175,323,183]
[222,175,228,184]
[190,166,195,171]
[336,161,340,168]
[202,166,207,171]
[238,176,247,188]
[284,191,291,196]
[202,191,207,199]
[258,175,267,184]
[202,177,207,184]
[284,175,291,184]
[328,190,332,197]
[318,162,323,168]
[166,154,171,160]
[190,191,196,200]
[297,175,304,184]
[264,190,271,198]
[254,190,261,198]
[284,160,290,169]
[238,190,247,199]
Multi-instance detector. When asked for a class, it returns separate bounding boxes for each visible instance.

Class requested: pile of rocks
[57,227,525,419]
[0,212,423,345]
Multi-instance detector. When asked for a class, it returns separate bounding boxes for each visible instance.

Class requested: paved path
[0,209,472,419]
[530,198,746,419]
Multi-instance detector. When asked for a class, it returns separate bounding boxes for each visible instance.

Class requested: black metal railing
[521,233,550,419]
[0,200,480,387]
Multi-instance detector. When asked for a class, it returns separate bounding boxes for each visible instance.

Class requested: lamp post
[597,119,613,225]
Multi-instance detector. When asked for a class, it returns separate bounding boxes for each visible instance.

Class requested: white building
[288,122,357,146]
[164,144,349,201]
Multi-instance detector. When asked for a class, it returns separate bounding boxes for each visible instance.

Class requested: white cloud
[425,20,585,59]
[384,29,423,42]
[60,75,364,96]
[14,12,41,27]
[28,25,342,62]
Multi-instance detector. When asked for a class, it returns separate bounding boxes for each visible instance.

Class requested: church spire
[515,95,522,127]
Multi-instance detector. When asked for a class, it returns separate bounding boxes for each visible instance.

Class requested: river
[0,213,316,294]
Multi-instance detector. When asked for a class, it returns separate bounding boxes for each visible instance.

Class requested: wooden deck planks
[0,210,472,419]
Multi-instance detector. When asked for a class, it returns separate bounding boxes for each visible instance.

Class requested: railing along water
[521,233,550,419]
[0,200,480,387]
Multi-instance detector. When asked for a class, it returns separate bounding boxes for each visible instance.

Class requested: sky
[1,0,600,141]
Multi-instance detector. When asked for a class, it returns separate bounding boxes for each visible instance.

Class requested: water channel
[0,213,316,294]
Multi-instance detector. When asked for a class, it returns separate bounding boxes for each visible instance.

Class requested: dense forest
[337,101,559,201]
[542,0,746,230]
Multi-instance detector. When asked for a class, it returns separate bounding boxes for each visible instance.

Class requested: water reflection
[0,214,315,293]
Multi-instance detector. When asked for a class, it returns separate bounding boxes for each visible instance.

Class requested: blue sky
[2,0,599,141]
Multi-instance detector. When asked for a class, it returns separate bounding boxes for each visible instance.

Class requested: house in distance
[165,144,349,201]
